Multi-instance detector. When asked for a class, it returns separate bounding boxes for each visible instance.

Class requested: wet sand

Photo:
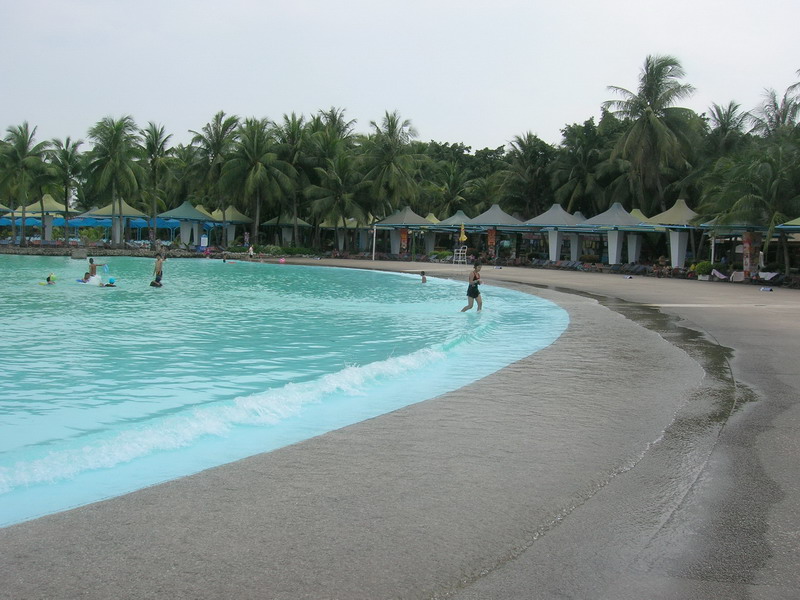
[2,260,799,599]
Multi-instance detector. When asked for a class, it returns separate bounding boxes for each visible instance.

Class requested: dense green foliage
[2,55,799,264]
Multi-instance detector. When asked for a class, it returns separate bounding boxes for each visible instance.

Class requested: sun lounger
[711,269,728,280]
[729,271,745,283]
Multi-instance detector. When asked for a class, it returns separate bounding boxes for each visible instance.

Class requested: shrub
[694,261,713,275]
[282,246,315,255]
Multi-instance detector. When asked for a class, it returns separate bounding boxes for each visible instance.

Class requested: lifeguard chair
[453,245,467,265]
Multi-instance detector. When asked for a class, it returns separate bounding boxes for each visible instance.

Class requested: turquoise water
[0,255,569,526]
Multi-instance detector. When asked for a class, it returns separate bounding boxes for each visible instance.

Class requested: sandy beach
[1,259,799,599]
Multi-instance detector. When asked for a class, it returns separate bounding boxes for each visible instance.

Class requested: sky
[1,0,798,152]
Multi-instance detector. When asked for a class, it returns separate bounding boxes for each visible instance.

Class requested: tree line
[1,55,799,263]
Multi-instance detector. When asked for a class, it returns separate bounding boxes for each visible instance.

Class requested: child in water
[420,271,427,283]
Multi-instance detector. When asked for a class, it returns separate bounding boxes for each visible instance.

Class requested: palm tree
[140,122,173,248]
[426,161,471,218]
[317,106,356,141]
[191,111,239,245]
[49,137,83,245]
[706,101,750,157]
[500,132,556,218]
[272,113,311,245]
[86,116,142,247]
[360,110,421,216]
[0,123,51,246]
[748,74,800,138]
[166,144,203,206]
[603,54,697,213]
[550,120,604,215]
[306,150,368,252]
[220,118,293,244]
[700,141,800,274]
[464,174,504,216]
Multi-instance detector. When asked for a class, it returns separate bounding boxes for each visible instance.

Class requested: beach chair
[729,271,745,283]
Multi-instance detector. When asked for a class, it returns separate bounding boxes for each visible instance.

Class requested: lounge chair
[729,271,745,283]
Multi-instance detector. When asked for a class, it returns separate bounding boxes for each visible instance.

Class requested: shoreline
[1,258,799,598]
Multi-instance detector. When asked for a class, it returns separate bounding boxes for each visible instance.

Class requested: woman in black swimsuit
[461,261,482,312]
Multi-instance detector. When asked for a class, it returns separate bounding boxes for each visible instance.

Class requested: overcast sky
[1,0,798,152]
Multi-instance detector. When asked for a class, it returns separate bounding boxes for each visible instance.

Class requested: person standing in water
[87,257,106,277]
[151,253,165,287]
[461,261,482,312]
[421,271,427,283]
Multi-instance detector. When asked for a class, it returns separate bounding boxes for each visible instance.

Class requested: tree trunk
[39,193,46,241]
[111,183,119,247]
[151,188,158,251]
[20,189,28,247]
[292,194,299,248]
[10,197,17,245]
[781,232,791,276]
[64,187,71,246]
[117,194,125,248]
[253,194,261,245]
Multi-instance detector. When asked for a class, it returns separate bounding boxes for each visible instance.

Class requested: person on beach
[151,253,164,287]
[248,245,254,259]
[421,271,427,283]
[461,261,482,312]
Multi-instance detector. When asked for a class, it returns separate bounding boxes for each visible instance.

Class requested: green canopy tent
[88,200,148,218]
[570,202,653,265]
[319,215,376,254]
[12,194,79,242]
[648,199,700,268]
[84,200,148,245]
[522,204,586,262]
[159,201,215,246]
[374,207,432,256]
[467,204,522,259]
[262,214,312,246]
[194,205,217,220]
[211,207,253,246]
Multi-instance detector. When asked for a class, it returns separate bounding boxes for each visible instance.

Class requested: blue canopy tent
[5,217,43,226]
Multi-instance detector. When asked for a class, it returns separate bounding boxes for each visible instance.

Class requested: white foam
[0,348,444,494]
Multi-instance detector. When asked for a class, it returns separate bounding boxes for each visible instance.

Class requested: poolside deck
[1,260,799,599]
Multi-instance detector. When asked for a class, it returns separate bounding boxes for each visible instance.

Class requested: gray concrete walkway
[2,260,798,599]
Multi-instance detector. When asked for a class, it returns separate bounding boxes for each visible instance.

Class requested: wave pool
[0,254,569,526]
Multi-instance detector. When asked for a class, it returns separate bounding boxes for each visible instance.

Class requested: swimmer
[45,273,56,285]
[80,272,91,283]
[103,277,117,287]
[421,271,427,283]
